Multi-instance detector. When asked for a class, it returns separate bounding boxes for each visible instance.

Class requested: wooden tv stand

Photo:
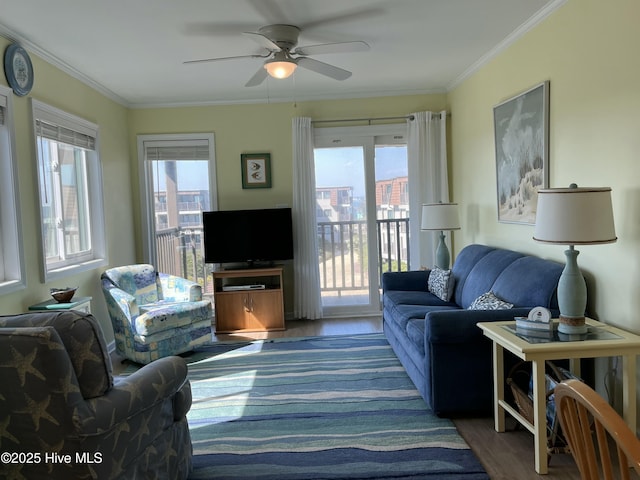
[212,266,285,333]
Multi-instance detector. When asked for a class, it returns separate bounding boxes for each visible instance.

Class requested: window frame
[136,133,218,265]
[0,85,25,294]
[31,99,107,281]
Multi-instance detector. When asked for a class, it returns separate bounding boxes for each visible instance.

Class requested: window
[137,133,217,296]
[32,100,106,280]
[0,86,25,293]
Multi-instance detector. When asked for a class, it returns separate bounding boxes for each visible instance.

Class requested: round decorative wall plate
[4,44,34,96]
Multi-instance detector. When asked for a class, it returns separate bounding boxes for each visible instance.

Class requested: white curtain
[407,111,449,270]
[292,117,323,319]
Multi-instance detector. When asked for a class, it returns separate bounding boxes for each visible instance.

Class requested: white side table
[478,318,640,474]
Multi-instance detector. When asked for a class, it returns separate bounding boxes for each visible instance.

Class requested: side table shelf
[29,296,92,314]
[212,267,285,333]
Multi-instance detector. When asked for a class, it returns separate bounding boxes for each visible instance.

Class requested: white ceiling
[0,0,561,108]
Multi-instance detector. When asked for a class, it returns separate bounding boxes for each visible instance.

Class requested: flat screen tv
[202,207,294,266]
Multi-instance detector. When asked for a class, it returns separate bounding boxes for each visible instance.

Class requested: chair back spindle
[555,379,640,480]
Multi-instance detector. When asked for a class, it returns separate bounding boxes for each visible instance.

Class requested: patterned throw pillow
[468,291,514,310]
[427,267,455,302]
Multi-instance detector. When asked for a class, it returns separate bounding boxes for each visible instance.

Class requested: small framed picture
[241,153,272,189]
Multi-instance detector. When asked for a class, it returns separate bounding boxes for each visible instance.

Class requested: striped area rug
[185,333,488,479]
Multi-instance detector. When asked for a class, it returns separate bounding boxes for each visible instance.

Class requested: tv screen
[203,208,294,265]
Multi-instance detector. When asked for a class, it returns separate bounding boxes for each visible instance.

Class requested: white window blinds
[144,139,210,161]
[35,119,96,150]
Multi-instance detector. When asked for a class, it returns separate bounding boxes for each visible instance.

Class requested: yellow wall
[128,95,446,315]
[0,38,132,337]
[128,95,447,248]
[5,0,639,382]
[0,30,446,342]
[449,0,640,331]
[448,0,640,407]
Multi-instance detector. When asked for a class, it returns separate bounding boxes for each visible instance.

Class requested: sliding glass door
[314,142,370,311]
[314,125,408,315]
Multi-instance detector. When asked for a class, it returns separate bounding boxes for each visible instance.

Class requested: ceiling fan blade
[243,31,281,51]
[247,0,291,25]
[300,7,385,31]
[296,57,351,81]
[245,66,268,87]
[292,41,370,56]
[183,54,268,65]
[183,22,261,36]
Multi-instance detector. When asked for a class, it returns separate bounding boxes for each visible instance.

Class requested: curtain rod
[312,112,448,125]
[312,115,414,125]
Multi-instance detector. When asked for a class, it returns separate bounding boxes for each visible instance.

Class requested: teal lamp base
[435,231,450,270]
[558,318,588,335]
[557,247,588,334]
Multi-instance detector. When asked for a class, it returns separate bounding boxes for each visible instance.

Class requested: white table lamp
[421,203,460,270]
[533,184,616,334]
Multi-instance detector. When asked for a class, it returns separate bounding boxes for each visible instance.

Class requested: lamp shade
[421,203,460,231]
[533,186,617,245]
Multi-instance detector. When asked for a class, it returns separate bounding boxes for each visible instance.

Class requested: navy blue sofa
[382,244,563,416]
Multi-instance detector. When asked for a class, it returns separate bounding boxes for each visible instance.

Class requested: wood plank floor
[113,316,601,478]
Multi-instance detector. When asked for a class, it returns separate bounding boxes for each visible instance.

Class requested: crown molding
[0,22,130,106]
[129,86,445,109]
[1,0,567,109]
[0,20,441,110]
[447,0,567,91]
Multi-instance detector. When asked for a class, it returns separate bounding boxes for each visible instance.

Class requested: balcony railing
[317,218,410,296]
[155,227,214,296]
[154,217,410,301]
[377,218,410,276]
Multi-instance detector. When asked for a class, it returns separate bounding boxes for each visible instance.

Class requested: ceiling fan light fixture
[264,58,297,79]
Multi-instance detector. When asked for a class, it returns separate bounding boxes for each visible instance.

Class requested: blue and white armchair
[101,264,212,364]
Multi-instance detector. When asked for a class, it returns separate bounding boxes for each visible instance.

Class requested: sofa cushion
[386,304,459,333]
[468,291,514,310]
[135,300,212,335]
[428,267,455,301]
[384,290,454,308]
[491,256,563,309]
[388,305,433,332]
[406,319,427,356]
[458,249,524,308]
[450,245,498,306]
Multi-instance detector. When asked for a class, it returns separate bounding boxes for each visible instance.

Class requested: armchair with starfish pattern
[0,310,192,480]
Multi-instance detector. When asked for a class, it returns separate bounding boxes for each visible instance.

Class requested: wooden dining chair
[554,379,640,480]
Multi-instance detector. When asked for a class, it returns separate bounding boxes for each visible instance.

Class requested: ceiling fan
[184,24,370,87]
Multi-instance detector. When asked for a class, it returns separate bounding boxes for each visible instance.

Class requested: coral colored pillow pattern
[427,267,455,302]
[468,291,514,310]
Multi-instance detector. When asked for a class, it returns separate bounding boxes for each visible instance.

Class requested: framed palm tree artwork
[494,81,549,224]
